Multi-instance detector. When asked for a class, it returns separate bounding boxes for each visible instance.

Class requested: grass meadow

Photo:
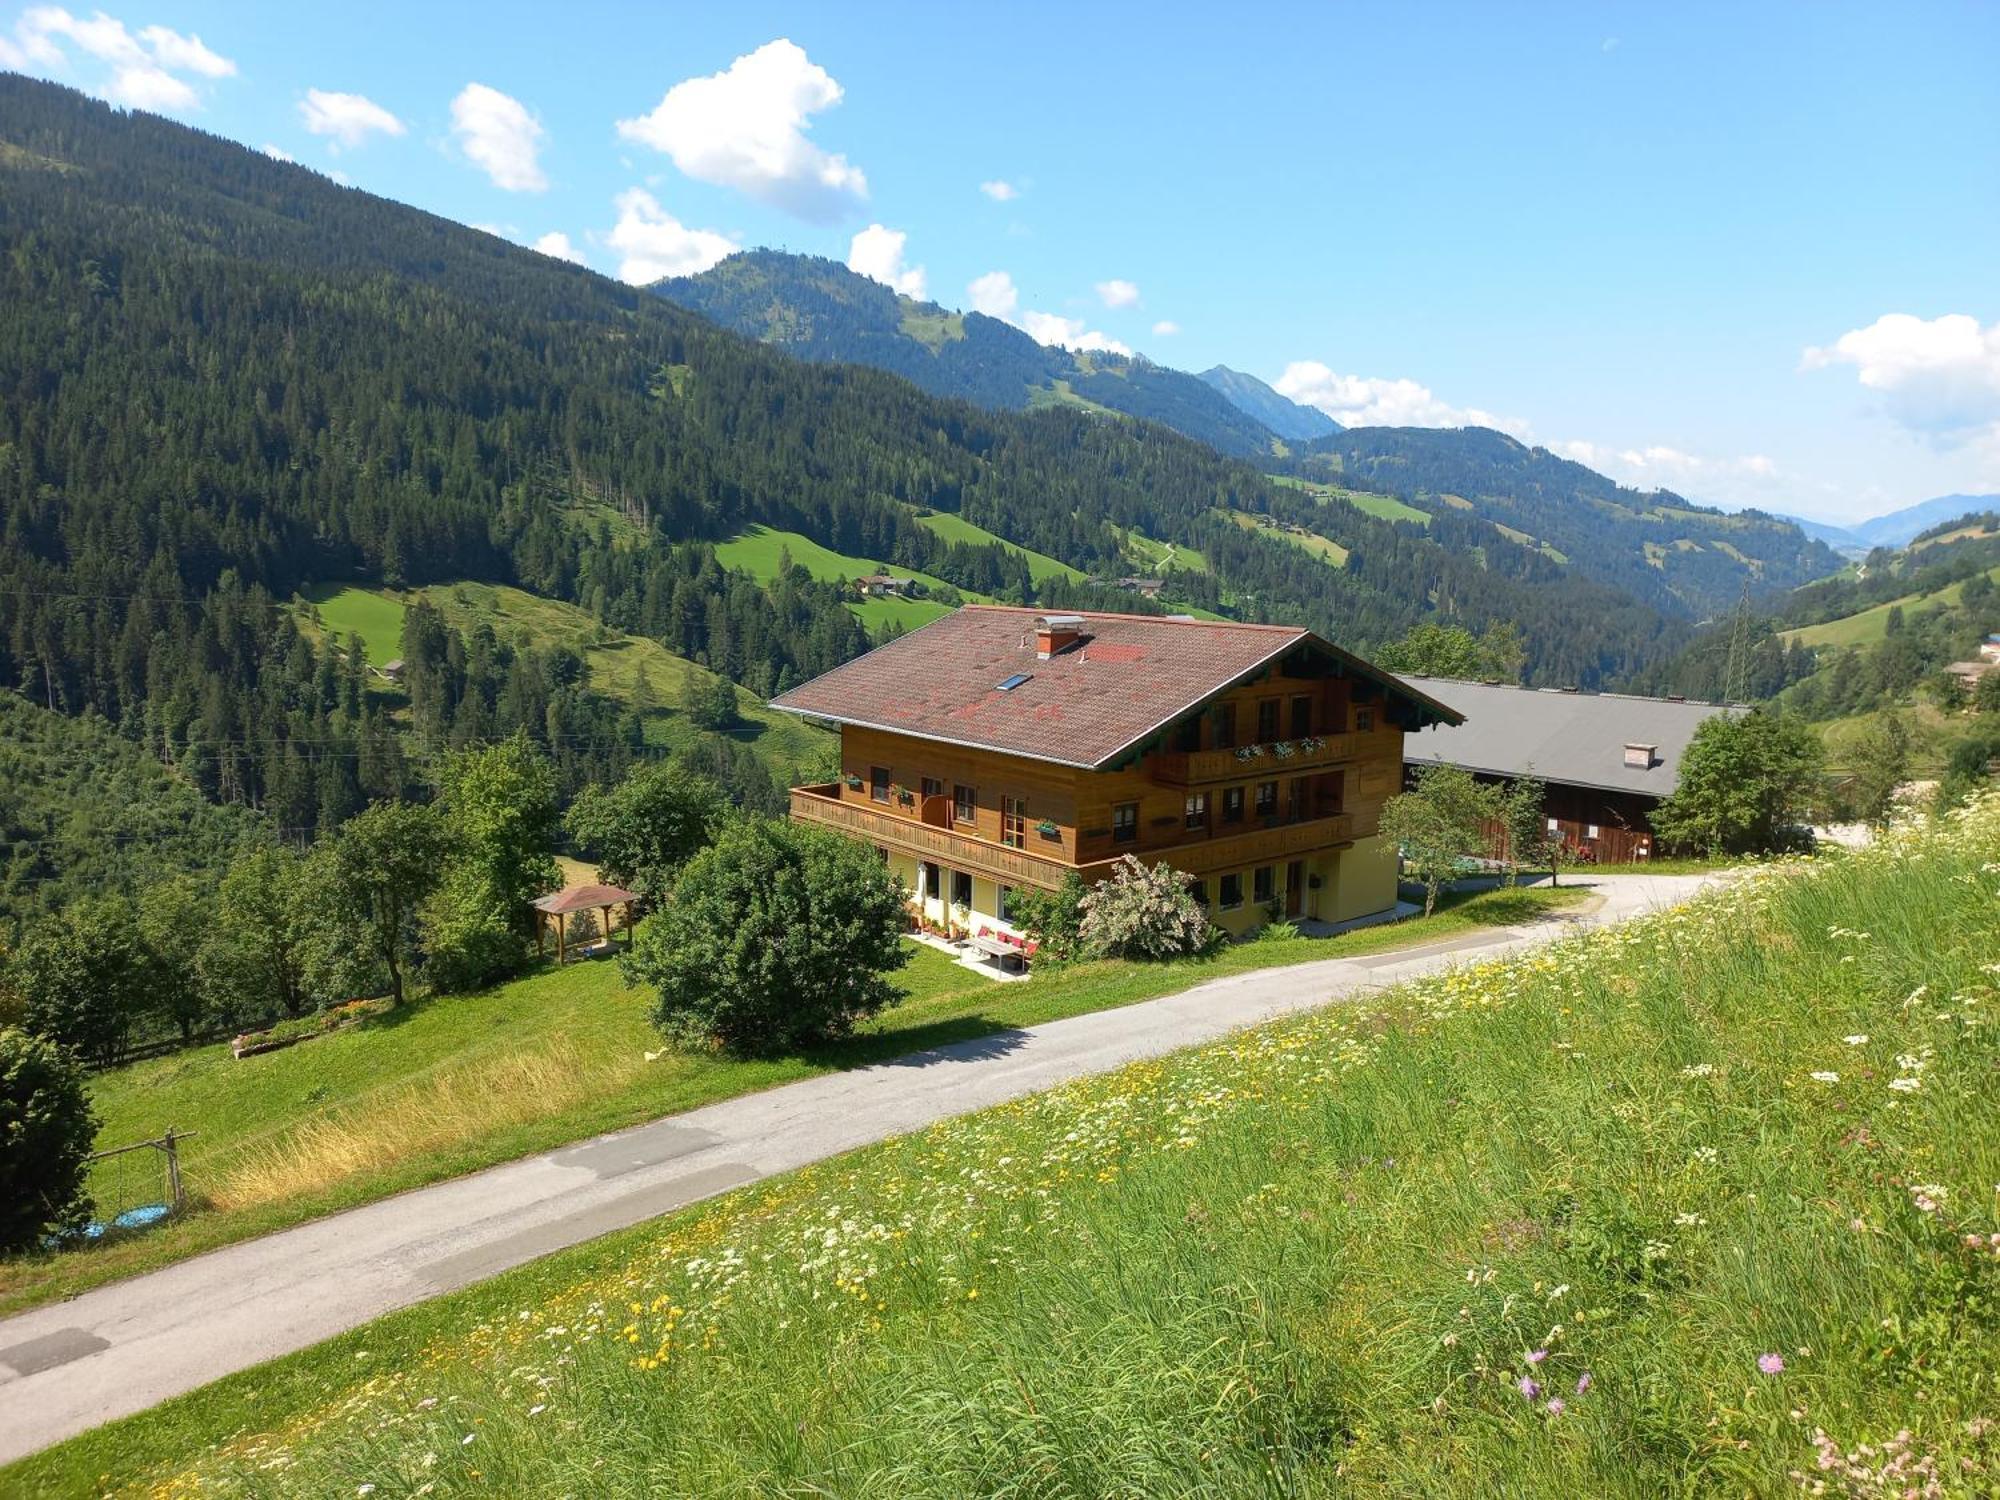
[12,805,1999,1496]
[0,886,1581,1318]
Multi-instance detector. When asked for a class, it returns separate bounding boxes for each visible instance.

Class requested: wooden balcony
[789,784,1120,891]
[1158,810,1362,875]
[1149,732,1357,786]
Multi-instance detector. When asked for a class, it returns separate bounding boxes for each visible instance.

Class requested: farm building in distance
[770,607,1461,938]
[1399,678,1745,862]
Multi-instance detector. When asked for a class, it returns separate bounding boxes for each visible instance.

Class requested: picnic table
[968,933,1030,974]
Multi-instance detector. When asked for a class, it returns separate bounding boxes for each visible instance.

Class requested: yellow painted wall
[1325,833,1399,923]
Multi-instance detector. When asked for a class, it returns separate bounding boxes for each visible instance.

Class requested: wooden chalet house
[770,607,1461,938]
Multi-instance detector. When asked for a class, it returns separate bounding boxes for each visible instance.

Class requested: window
[996,672,1032,691]
[953,783,977,826]
[1219,873,1244,910]
[920,861,941,900]
[1291,695,1313,738]
[1191,878,1210,908]
[1112,802,1139,844]
[1257,698,1281,743]
[1185,792,1209,830]
[1585,824,1601,840]
[1211,702,1237,749]
[1547,817,1560,833]
[951,869,973,908]
[1253,866,1274,905]
[870,765,891,803]
[920,776,944,806]
[1255,780,1278,817]
[1174,717,1201,752]
[1355,707,1375,733]
[999,884,1018,922]
[1288,778,1309,821]
[1222,786,1245,824]
[1001,795,1027,849]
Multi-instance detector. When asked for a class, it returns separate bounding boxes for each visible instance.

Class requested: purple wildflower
[1758,1352,1785,1376]
[1518,1375,1542,1400]
[1545,1397,1566,1417]
[1575,1371,1593,1395]
[1526,1348,1548,1364]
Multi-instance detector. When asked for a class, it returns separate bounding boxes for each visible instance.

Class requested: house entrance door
[1285,861,1305,919]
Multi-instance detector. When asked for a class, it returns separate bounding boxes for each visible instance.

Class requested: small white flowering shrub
[1075,856,1217,960]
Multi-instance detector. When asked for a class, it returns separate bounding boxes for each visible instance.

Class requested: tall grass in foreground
[34,801,2000,1497]
[211,1041,639,1209]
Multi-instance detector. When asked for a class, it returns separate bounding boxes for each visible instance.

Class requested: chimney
[1034,614,1086,659]
[1623,742,1658,770]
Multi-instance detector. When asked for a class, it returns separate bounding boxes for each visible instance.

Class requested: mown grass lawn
[0,885,1584,1318]
[300,584,408,666]
[14,809,1996,1498]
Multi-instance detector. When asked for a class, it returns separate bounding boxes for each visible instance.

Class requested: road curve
[0,872,1712,1464]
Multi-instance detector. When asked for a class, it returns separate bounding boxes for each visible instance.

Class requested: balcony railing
[1150,732,1357,785]
[789,785,1121,891]
[1157,810,1362,873]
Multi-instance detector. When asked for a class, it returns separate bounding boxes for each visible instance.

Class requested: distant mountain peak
[1197,366,1341,441]
[654,251,1287,460]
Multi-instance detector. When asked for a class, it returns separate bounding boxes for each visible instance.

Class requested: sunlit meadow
[20,798,2000,1498]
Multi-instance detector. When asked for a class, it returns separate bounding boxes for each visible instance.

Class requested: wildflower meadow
[15,796,2000,1498]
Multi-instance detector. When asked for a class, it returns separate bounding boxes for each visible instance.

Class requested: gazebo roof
[533,883,639,914]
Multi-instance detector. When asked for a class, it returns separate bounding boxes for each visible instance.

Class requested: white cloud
[1020,310,1131,357]
[607,188,738,284]
[449,83,547,192]
[3,7,235,112]
[1802,313,2000,447]
[1095,278,1140,309]
[967,270,1019,320]
[260,143,293,162]
[299,88,406,150]
[1550,438,1782,494]
[1274,361,1528,435]
[1152,320,1181,337]
[533,231,586,265]
[966,271,1128,354]
[846,223,926,299]
[979,178,1018,201]
[615,39,866,223]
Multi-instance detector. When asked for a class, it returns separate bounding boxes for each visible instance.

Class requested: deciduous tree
[626,820,908,1055]
[1651,711,1824,855]
[327,801,450,1006]
[1381,766,1500,916]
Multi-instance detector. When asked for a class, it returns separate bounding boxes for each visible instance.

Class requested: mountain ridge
[1197,365,1341,440]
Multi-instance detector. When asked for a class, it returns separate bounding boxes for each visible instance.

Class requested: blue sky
[3,1,1996,525]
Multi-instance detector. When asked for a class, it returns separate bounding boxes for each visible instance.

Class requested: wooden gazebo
[532,883,640,964]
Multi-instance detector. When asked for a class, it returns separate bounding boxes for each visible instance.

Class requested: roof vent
[1035,614,1086,659]
[1623,742,1659,770]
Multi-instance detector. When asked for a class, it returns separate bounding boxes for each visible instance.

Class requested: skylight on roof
[997,672,1033,691]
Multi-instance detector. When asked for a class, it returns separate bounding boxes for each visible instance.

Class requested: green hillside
[713,525,966,629]
[296,583,831,775]
[0,696,267,933]
[912,512,1086,584]
[1780,564,2000,648]
[1218,507,1349,566]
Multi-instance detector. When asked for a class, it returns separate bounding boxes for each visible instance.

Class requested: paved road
[0,873,1713,1463]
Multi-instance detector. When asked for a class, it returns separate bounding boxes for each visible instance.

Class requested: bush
[1009,872,1087,964]
[1076,856,1216,960]
[0,1027,98,1251]
[11,899,153,1067]
[625,820,909,1055]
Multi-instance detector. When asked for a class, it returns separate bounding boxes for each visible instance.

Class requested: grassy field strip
[912,510,1088,584]
[16,806,1997,1496]
[1219,507,1349,566]
[0,887,1585,1317]
[1268,474,1432,527]
[300,584,408,666]
[713,524,967,629]
[1781,562,2000,649]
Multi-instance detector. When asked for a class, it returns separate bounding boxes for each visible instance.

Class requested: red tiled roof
[533,884,640,913]
[768,606,1460,768]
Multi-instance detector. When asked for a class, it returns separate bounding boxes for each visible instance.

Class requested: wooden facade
[788,654,1414,937]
